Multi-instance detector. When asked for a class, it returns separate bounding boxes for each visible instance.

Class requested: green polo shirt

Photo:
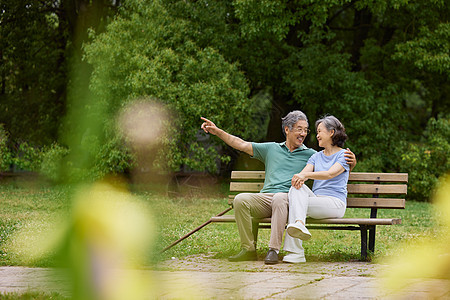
[251,142,316,193]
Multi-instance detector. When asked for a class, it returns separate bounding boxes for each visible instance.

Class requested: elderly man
[201,111,356,264]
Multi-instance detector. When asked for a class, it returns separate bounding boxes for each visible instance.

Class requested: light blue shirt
[252,142,316,193]
[307,149,350,203]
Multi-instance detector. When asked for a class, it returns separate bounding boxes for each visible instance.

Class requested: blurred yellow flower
[382,174,450,294]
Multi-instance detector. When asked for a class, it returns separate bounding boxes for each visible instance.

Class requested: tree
[0,0,68,145]
[83,0,257,173]
[159,0,449,199]
[0,0,119,146]
[2,0,448,200]
[0,0,120,173]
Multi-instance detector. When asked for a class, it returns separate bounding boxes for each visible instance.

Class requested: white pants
[283,185,346,254]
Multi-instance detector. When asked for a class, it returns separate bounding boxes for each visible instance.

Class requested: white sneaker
[283,253,306,263]
[286,222,312,240]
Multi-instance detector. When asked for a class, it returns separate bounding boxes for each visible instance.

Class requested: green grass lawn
[153,194,442,263]
[0,180,443,267]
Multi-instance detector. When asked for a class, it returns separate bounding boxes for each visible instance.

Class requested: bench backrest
[229,171,408,209]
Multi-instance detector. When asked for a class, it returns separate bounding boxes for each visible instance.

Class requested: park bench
[210,171,408,261]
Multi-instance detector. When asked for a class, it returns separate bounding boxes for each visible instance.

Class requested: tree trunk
[351,8,372,71]
[266,89,298,143]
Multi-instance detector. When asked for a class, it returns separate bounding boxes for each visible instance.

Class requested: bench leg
[360,225,368,261]
[368,225,376,253]
[369,208,378,254]
[251,220,259,250]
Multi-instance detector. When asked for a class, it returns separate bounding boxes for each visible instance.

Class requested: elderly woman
[286,115,350,247]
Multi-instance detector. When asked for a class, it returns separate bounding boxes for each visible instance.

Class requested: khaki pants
[233,192,288,251]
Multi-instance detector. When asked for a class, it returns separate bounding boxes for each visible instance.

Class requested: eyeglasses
[291,127,310,134]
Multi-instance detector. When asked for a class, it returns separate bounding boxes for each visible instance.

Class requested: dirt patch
[156,252,385,277]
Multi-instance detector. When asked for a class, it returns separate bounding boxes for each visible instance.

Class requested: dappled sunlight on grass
[0,184,72,266]
[4,215,67,266]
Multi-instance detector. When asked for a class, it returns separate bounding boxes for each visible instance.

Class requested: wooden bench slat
[230,182,264,192]
[210,215,236,222]
[347,184,407,194]
[227,196,406,208]
[348,172,408,183]
[347,198,405,209]
[308,218,402,225]
[231,171,265,180]
[230,171,409,183]
[230,183,408,195]
[210,215,402,225]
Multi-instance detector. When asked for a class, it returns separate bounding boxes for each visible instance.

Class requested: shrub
[0,124,12,171]
[400,117,450,201]
[83,0,256,174]
[40,143,70,182]
[40,136,134,183]
[0,132,44,173]
[90,135,135,181]
[0,125,45,173]
[11,142,45,172]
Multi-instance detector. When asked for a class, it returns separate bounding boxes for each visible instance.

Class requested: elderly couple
[201,110,356,264]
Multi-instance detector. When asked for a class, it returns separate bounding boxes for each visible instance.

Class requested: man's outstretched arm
[344,148,357,171]
[201,117,253,156]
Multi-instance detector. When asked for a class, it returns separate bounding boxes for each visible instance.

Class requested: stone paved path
[1,253,449,299]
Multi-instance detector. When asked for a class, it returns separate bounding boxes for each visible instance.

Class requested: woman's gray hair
[315,115,348,147]
[281,110,308,137]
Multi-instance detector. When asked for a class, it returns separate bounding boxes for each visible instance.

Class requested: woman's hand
[291,173,307,189]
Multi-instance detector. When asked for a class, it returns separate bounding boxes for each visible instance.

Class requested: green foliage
[233,0,296,39]
[0,125,48,173]
[89,136,135,181]
[0,124,12,171]
[1,120,132,183]
[10,143,41,171]
[0,0,121,185]
[278,30,405,172]
[400,117,450,201]
[0,125,45,172]
[39,143,70,182]
[76,0,450,193]
[84,0,256,173]
[54,137,133,183]
[3,0,450,202]
[395,23,450,75]
[0,0,67,145]
[218,0,450,203]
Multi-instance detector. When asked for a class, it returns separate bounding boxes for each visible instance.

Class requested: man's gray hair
[281,110,308,137]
